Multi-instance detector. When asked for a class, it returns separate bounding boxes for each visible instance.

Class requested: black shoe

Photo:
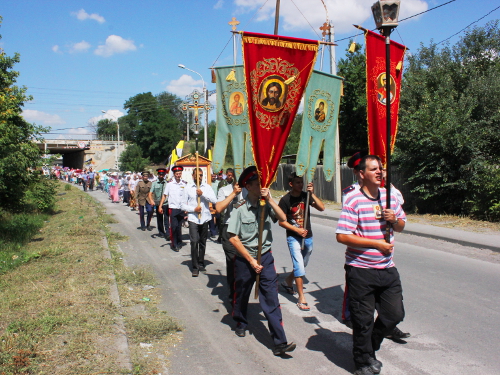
[235,327,245,337]
[353,366,374,375]
[141,227,146,231]
[367,357,382,374]
[192,269,199,277]
[199,265,206,272]
[386,326,410,340]
[272,342,296,356]
[147,226,153,231]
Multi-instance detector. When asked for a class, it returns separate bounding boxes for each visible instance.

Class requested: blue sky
[1,0,498,139]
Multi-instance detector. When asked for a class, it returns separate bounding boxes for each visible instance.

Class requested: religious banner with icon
[241,31,319,188]
[212,65,254,178]
[295,70,343,182]
[365,29,406,166]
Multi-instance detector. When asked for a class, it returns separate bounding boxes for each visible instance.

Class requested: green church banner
[296,70,342,182]
[212,65,253,178]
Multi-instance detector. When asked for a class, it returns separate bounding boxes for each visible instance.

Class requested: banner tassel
[348,42,356,53]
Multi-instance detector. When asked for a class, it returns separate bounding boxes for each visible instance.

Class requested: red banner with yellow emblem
[365,29,406,166]
[242,32,319,188]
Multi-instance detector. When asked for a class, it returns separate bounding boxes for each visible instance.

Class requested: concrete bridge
[37,139,126,170]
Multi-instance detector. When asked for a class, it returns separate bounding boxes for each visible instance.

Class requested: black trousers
[88,178,95,190]
[155,204,169,236]
[188,221,208,271]
[346,265,404,368]
[169,208,184,248]
[138,202,153,229]
[123,191,130,204]
[232,251,287,346]
[221,224,236,299]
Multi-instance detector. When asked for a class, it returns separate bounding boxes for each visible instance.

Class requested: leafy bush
[22,178,57,213]
[396,21,500,220]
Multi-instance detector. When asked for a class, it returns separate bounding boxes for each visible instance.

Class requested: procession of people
[71,155,410,370]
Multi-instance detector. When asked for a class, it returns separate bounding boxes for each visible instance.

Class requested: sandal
[296,302,310,311]
[280,281,296,295]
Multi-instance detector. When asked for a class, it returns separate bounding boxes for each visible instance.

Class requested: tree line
[338,20,500,220]
[2,19,499,220]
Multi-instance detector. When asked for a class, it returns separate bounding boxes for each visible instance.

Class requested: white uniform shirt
[163,179,187,209]
[217,184,248,225]
[181,183,217,224]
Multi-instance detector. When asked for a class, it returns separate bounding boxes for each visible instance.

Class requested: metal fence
[271,163,413,203]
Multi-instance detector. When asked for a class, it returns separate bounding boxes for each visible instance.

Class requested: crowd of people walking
[72,155,410,372]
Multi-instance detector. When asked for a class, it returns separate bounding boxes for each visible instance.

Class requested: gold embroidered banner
[365,29,406,166]
[242,31,319,188]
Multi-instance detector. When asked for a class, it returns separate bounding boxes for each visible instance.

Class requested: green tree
[119,144,150,172]
[121,92,184,164]
[395,21,500,219]
[283,113,302,156]
[337,42,368,156]
[0,18,51,210]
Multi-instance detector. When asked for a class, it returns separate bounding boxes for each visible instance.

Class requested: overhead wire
[436,4,500,45]
[335,0,459,43]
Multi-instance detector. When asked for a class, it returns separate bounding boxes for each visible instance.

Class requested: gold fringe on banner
[242,36,319,52]
[396,61,403,72]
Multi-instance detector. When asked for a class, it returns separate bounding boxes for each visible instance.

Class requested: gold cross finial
[320,22,331,37]
[229,17,240,31]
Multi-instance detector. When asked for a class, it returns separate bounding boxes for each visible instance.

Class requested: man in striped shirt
[336,155,406,375]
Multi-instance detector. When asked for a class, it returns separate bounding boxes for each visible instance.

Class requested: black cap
[238,166,258,187]
[347,151,368,170]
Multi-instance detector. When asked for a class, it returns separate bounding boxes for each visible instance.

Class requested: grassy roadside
[0,182,182,375]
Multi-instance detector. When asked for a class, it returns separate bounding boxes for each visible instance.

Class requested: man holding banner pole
[228,166,296,356]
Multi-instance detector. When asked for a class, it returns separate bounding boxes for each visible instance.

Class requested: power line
[436,5,500,45]
[335,0,459,43]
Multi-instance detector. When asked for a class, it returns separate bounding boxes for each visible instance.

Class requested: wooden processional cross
[179,89,214,141]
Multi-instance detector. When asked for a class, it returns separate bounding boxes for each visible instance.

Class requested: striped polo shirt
[336,188,406,269]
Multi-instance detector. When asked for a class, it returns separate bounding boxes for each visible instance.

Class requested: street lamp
[178,64,208,153]
[371,0,400,242]
[101,110,120,170]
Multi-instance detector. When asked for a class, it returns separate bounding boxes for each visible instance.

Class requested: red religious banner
[241,32,319,188]
[365,29,406,166]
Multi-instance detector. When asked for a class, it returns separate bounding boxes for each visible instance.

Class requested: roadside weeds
[0,182,182,375]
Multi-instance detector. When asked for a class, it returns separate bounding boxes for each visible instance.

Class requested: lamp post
[101,110,120,170]
[371,0,400,242]
[178,64,209,153]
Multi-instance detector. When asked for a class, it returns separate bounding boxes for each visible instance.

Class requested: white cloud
[214,0,224,9]
[88,109,125,126]
[166,75,204,97]
[67,127,89,135]
[22,110,66,126]
[70,40,91,53]
[233,0,428,35]
[72,9,105,24]
[94,35,137,57]
[52,45,61,53]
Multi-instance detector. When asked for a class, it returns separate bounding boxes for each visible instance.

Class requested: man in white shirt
[181,168,217,277]
[159,166,187,251]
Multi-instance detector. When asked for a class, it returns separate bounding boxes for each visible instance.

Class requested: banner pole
[274,0,280,35]
[196,151,201,220]
[384,27,393,243]
[254,197,266,299]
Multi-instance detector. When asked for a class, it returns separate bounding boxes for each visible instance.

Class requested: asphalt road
[89,189,500,375]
